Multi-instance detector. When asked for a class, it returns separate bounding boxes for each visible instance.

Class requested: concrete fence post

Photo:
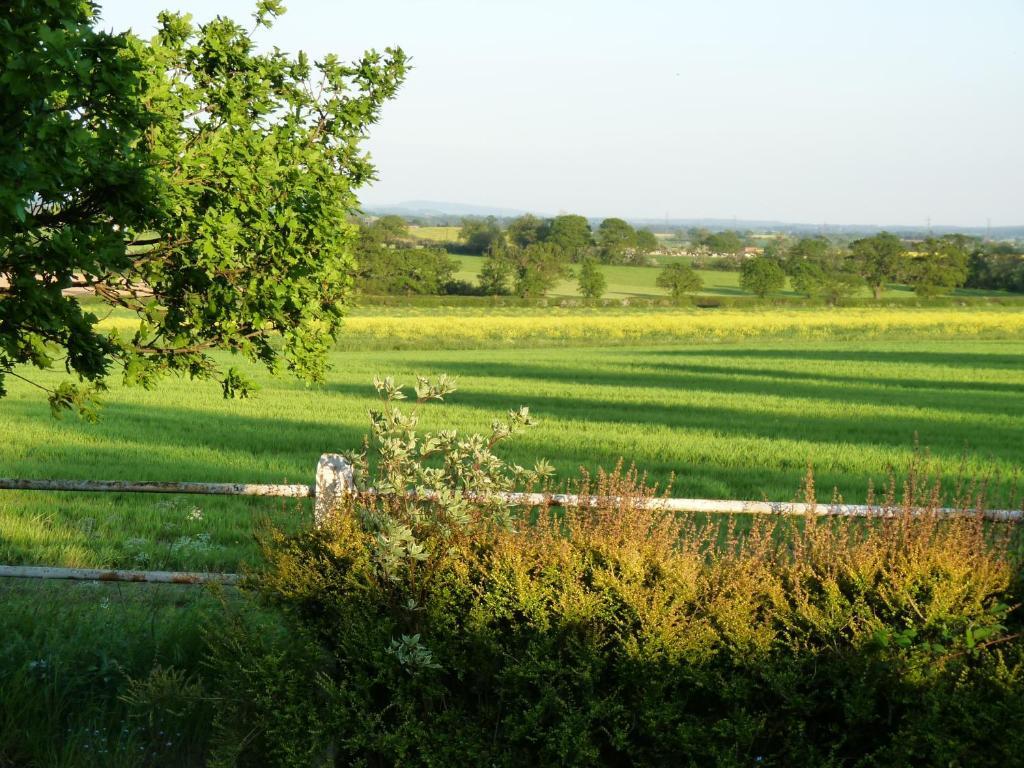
[314,453,355,526]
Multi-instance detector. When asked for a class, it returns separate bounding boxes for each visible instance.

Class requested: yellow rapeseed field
[93,306,1024,348]
[338,308,1024,347]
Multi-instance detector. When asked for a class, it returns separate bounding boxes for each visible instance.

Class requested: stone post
[314,453,355,526]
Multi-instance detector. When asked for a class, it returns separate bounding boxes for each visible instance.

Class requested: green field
[3,322,1022,573]
[408,224,461,243]
[450,254,757,298]
[3,305,1024,765]
[449,254,1011,300]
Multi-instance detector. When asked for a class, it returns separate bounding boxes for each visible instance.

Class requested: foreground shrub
[208,378,1024,767]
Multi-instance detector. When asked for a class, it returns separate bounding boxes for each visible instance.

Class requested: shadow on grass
[643,345,1024,371]
[385,358,1024,451]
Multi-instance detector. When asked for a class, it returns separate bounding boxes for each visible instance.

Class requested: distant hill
[362,201,1024,239]
[364,200,541,219]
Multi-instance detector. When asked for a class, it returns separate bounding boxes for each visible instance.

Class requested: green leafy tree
[967,242,1024,293]
[459,216,503,254]
[478,243,514,295]
[656,262,703,302]
[790,258,863,305]
[907,235,970,297]
[546,214,592,261]
[687,226,710,245]
[506,214,549,249]
[1,0,158,417]
[1,1,407,415]
[849,231,906,299]
[740,256,786,297]
[596,217,636,264]
[369,215,409,246]
[356,248,458,295]
[125,5,406,397]
[783,237,830,276]
[702,230,744,255]
[355,216,408,255]
[633,229,660,265]
[576,257,607,299]
[512,243,569,298]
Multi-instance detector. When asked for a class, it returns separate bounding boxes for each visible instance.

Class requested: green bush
[208,378,1024,767]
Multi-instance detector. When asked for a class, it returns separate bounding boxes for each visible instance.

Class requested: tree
[633,230,660,265]
[596,218,636,264]
[849,232,906,299]
[783,237,830,276]
[687,227,710,245]
[656,263,703,302]
[459,216,503,254]
[790,259,863,305]
[906,236,970,297]
[577,257,607,299]
[478,244,514,295]
[702,230,744,255]
[126,4,406,397]
[967,242,1024,293]
[356,248,458,295]
[356,216,408,255]
[740,257,786,297]
[370,215,409,246]
[547,214,593,262]
[512,243,569,298]
[1,0,158,416]
[1,1,407,415]
[506,214,548,249]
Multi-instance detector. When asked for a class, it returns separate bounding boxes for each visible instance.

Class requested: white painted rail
[1,454,1019,585]
[490,492,1022,523]
[0,565,240,585]
[0,478,314,497]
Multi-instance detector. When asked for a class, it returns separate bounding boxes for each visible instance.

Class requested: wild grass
[220,462,1024,765]
[0,578,280,767]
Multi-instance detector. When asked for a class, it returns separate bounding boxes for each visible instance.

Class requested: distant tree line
[355,213,1024,301]
[356,212,665,299]
[736,232,1023,301]
[354,216,462,295]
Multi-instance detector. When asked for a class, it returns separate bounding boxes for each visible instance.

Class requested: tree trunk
[872,284,883,300]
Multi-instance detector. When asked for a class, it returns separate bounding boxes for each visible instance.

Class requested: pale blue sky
[98,1,1023,226]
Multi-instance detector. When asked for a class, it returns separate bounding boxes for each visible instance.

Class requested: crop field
[339,305,1024,348]
[3,307,1023,575]
[408,224,461,242]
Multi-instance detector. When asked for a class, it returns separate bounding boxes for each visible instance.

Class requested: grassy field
[409,224,461,243]
[3,304,1024,765]
[3,309,1023,573]
[450,254,756,298]
[449,254,1012,300]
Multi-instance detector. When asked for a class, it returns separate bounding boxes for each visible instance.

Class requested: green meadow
[3,333,1022,574]
[2,306,1023,766]
[449,254,1013,300]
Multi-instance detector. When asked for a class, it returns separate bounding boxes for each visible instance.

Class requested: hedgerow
[206,377,1024,767]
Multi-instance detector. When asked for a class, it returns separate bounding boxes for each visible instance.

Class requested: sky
[97,0,1023,226]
